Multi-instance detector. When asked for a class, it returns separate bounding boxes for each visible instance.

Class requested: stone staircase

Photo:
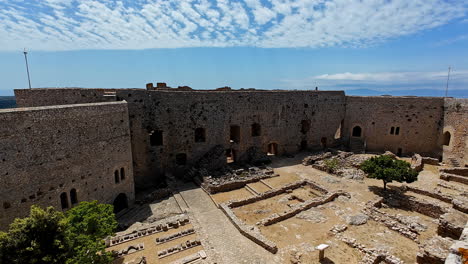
[349,138,365,153]
[448,158,461,167]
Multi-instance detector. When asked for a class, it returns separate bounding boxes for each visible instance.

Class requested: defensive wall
[5,87,467,221]
[0,101,134,229]
[343,96,446,157]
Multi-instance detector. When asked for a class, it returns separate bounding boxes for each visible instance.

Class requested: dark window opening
[352,126,362,137]
[60,192,68,209]
[176,153,187,166]
[267,143,278,156]
[300,140,308,151]
[395,127,400,135]
[120,168,125,180]
[230,125,240,143]
[3,202,11,209]
[226,149,236,163]
[301,120,311,134]
[390,127,395,135]
[70,189,78,205]
[251,123,261,137]
[443,131,451,146]
[321,137,327,149]
[397,148,402,157]
[113,193,128,214]
[150,130,163,146]
[114,170,120,184]
[194,128,206,142]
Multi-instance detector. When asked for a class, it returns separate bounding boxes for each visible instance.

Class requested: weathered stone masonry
[4,86,467,230]
[0,101,134,228]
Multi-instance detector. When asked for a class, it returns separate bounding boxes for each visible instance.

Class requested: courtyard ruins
[107,151,468,264]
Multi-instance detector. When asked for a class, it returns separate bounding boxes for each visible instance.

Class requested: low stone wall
[416,235,454,264]
[438,212,468,240]
[338,236,403,264]
[411,154,424,172]
[422,157,439,165]
[445,221,468,264]
[362,207,419,241]
[440,172,468,185]
[399,196,449,219]
[403,185,453,203]
[259,191,350,226]
[440,168,468,177]
[203,173,278,194]
[219,203,278,253]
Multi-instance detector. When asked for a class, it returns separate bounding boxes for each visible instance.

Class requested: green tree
[65,201,117,264]
[0,206,69,264]
[361,155,418,190]
[0,201,117,264]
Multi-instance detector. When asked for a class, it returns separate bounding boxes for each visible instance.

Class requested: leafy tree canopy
[0,201,117,264]
[361,155,418,190]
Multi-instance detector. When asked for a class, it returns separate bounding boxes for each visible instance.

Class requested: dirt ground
[210,152,466,263]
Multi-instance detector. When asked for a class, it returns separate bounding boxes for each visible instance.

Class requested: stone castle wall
[0,101,134,229]
[115,90,346,187]
[442,98,468,167]
[15,88,118,107]
[343,96,445,157]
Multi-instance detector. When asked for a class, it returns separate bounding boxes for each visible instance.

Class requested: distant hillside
[344,89,468,98]
[0,96,16,109]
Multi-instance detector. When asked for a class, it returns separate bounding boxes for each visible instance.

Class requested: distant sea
[0,96,16,109]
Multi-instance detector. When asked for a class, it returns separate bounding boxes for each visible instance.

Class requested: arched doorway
[267,143,278,156]
[443,131,451,146]
[352,126,362,137]
[113,193,128,214]
[321,137,327,149]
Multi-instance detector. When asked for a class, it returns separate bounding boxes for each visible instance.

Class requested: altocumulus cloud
[0,0,466,51]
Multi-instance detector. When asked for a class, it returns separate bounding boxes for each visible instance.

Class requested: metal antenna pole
[23,48,32,89]
[445,66,451,97]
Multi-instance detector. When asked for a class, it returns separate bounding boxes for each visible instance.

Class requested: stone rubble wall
[445,221,468,264]
[219,203,278,253]
[440,173,468,185]
[338,235,404,264]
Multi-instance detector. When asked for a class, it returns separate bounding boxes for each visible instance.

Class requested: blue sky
[1,0,468,96]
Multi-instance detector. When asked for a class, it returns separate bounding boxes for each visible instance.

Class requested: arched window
[120,168,125,180]
[251,123,261,137]
[70,189,78,205]
[60,192,69,209]
[352,126,362,137]
[114,170,120,184]
[443,131,451,146]
[194,128,206,142]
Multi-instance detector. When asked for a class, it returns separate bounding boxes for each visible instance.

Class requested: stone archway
[113,193,128,214]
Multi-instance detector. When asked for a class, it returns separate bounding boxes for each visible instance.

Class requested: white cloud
[282,70,468,90]
[0,0,466,51]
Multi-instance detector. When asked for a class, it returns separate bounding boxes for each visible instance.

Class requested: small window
[150,130,163,146]
[395,127,400,135]
[443,131,451,146]
[397,148,402,157]
[230,125,240,143]
[120,168,125,180]
[176,153,187,166]
[3,202,11,209]
[321,137,327,149]
[195,128,206,142]
[301,120,311,134]
[390,127,395,135]
[60,192,69,209]
[251,123,261,137]
[114,170,120,184]
[70,189,78,205]
[300,140,308,151]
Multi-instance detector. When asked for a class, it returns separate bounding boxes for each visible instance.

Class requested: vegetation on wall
[0,201,117,264]
[361,155,419,190]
